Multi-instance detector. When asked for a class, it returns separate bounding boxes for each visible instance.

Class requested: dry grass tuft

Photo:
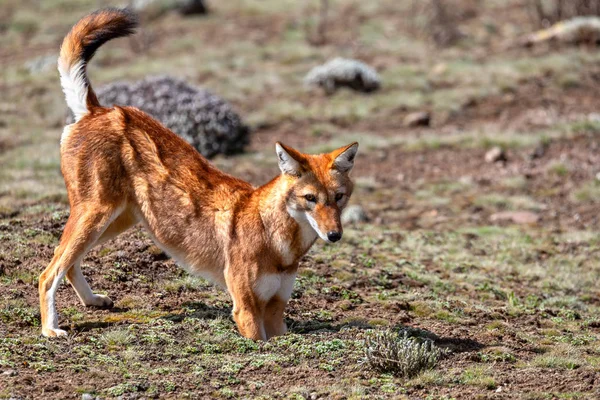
[365,329,445,378]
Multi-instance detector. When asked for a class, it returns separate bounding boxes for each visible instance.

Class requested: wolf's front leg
[226,268,267,340]
[231,300,266,341]
[264,296,288,339]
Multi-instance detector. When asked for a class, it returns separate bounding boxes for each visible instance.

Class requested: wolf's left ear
[331,142,359,173]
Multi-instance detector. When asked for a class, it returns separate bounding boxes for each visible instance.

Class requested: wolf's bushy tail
[58,8,138,121]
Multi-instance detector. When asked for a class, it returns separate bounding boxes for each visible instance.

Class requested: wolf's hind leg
[39,206,122,337]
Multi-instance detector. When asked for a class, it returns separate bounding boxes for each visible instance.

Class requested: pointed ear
[331,142,359,173]
[275,142,305,176]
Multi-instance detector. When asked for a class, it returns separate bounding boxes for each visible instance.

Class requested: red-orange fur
[39,9,358,340]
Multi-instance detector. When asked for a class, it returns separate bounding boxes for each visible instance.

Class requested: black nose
[327,231,342,242]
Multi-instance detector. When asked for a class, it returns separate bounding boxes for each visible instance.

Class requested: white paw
[87,294,113,308]
[42,327,68,338]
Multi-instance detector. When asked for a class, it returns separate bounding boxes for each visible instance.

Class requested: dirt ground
[1,0,600,399]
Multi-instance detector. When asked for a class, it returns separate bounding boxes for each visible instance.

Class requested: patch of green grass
[460,366,497,389]
[0,300,40,327]
[161,276,211,293]
[477,347,516,363]
[105,382,148,397]
[115,295,149,309]
[570,119,600,135]
[473,193,543,211]
[406,369,450,387]
[571,181,600,203]
[530,353,583,370]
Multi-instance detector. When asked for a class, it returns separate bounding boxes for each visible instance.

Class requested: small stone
[459,176,474,185]
[595,172,600,182]
[485,146,506,163]
[178,0,208,15]
[431,63,448,75]
[337,300,354,311]
[403,111,431,127]
[81,394,94,400]
[341,205,369,224]
[490,211,539,225]
[2,369,17,377]
[529,143,547,159]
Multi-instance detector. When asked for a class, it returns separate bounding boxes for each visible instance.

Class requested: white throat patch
[287,207,320,247]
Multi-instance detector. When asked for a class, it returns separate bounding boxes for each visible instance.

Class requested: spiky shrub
[365,330,444,377]
[67,76,249,159]
[304,58,381,94]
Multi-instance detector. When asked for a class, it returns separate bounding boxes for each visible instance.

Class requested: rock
[81,394,94,400]
[131,0,208,19]
[341,205,369,224]
[431,63,448,76]
[304,58,381,94]
[177,0,208,15]
[2,369,17,377]
[485,146,506,163]
[459,176,474,185]
[595,172,600,182]
[403,111,431,127]
[66,76,249,159]
[529,143,547,160]
[490,211,539,225]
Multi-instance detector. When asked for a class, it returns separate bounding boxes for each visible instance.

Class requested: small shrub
[529,0,600,28]
[365,330,445,377]
[100,329,134,347]
[304,58,381,95]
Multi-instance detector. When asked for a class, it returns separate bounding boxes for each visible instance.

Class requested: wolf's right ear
[276,142,304,176]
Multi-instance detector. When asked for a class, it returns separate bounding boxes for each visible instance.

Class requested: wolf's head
[276,141,358,243]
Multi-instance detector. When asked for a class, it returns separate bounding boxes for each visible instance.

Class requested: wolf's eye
[335,193,344,201]
[304,194,316,202]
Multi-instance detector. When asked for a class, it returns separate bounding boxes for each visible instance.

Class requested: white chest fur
[254,272,297,302]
